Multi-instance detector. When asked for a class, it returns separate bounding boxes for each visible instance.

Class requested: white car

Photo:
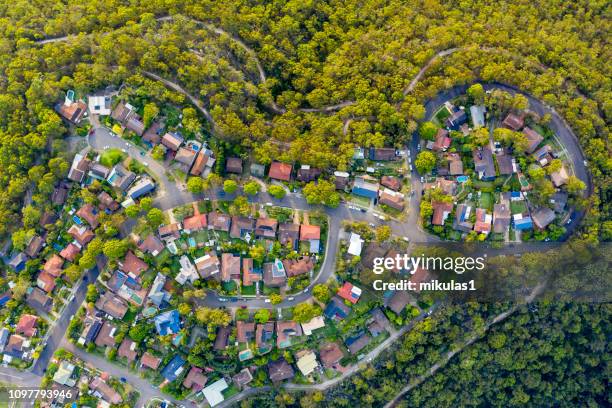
[403,236,410,242]
[121,148,127,153]
[420,177,425,183]
[303,288,309,293]
[288,297,294,301]
[369,223,376,227]
[566,218,572,224]
[264,299,271,303]
[143,162,149,167]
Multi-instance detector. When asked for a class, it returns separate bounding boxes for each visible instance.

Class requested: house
[43,254,64,277]
[67,153,90,183]
[183,213,208,232]
[282,256,314,277]
[8,252,27,272]
[385,290,411,314]
[345,332,371,355]
[138,235,164,256]
[142,121,162,145]
[161,355,186,382]
[190,147,217,177]
[268,358,295,383]
[493,203,511,233]
[98,191,120,212]
[319,342,344,368]
[296,165,321,182]
[295,349,319,376]
[90,377,123,405]
[214,326,231,350]
[347,232,364,256]
[369,147,396,161]
[16,314,38,337]
[242,258,261,287]
[89,163,111,180]
[230,216,254,239]
[53,360,76,387]
[120,251,148,277]
[107,164,136,191]
[183,366,208,392]
[255,218,278,239]
[550,192,568,213]
[300,224,321,253]
[263,260,287,287]
[68,225,94,246]
[502,113,524,131]
[269,161,292,181]
[250,163,266,178]
[194,253,220,279]
[40,211,58,229]
[432,128,451,152]
[208,212,231,232]
[379,189,405,210]
[256,322,275,350]
[51,184,69,205]
[352,175,379,199]
[232,368,253,389]
[154,309,181,336]
[161,132,183,151]
[148,273,170,307]
[337,282,362,304]
[0,328,10,352]
[126,116,145,136]
[95,292,128,319]
[77,203,100,228]
[513,214,533,230]
[301,316,325,336]
[522,127,544,153]
[237,321,256,343]
[37,271,56,293]
[202,379,229,407]
[117,338,138,362]
[532,207,556,229]
[26,287,52,313]
[57,92,87,124]
[174,146,198,171]
[324,296,351,321]
[370,308,391,333]
[474,208,492,234]
[127,178,155,200]
[176,255,199,285]
[225,157,243,174]
[550,165,569,187]
[88,95,112,116]
[473,147,496,180]
[496,153,515,176]
[221,253,241,282]
[431,201,453,225]
[277,321,302,348]
[453,204,473,233]
[158,223,181,241]
[470,105,486,128]
[4,334,25,359]
[410,267,432,291]
[140,352,162,370]
[334,171,350,190]
[94,321,117,348]
[79,315,102,346]
[446,109,467,129]
[278,223,300,248]
[535,146,555,167]
[25,235,45,258]
[381,175,401,191]
[448,153,464,176]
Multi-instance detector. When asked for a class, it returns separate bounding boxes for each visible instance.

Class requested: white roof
[301,316,326,336]
[334,171,350,178]
[347,233,364,256]
[88,95,111,115]
[203,378,228,407]
[296,351,318,376]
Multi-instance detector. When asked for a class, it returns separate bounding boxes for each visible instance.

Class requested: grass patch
[99,148,125,167]
[477,192,493,211]
[241,284,256,295]
[510,200,527,214]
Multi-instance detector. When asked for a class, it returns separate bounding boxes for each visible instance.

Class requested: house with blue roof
[127,178,155,200]
[7,252,27,272]
[352,175,379,199]
[154,309,181,336]
[161,354,186,382]
[324,296,351,321]
[0,292,11,307]
[513,215,533,230]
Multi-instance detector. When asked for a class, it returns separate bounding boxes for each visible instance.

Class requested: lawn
[510,200,528,214]
[350,194,372,207]
[99,148,125,167]
[241,284,256,295]
[433,106,451,126]
[478,192,494,211]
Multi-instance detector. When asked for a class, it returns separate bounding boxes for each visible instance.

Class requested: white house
[347,233,364,256]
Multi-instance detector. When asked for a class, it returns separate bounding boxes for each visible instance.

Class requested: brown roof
[120,251,148,277]
[386,290,411,314]
[263,262,287,287]
[242,258,261,286]
[410,267,431,292]
[6,335,24,355]
[90,377,122,405]
[269,162,292,181]
[431,201,453,226]
[296,166,321,182]
[183,213,207,231]
[319,342,344,368]
[183,367,207,391]
[230,216,254,239]
[138,235,164,255]
[276,321,302,348]
[502,113,524,131]
[214,326,231,350]
[43,254,64,277]
[195,253,220,279]
[161,133,183,151]
[370,147,397,161]
[268,358,295,382]
[380,176,401,191]
[40,211,58,229]
[140,352,161,369]
[278,223,300,247]
[158,223,181,239]
[255,218,278,238]
[256,322,275,348]
[95,292,128,319]
[94,321,117,348]
[225,157,243,174]
[37,271,56,293]
[68,156,90,182]
[432,128,451,151]
[522,127,544,153]
[68,225,94,246]
[117,338,137,362]
[232,368,253,388]
[190,151,213,175]
[300,224,320,241]
[98,191,119,211]
[60,243,80,262]
[236,321,255,343]
[16,314,38,337]
[58,100,87,123]
[221,253,241,282]
[25,235,45,258]
[26,287,52,312]
[142,121,162,144]
[379,190,405,210]
[126,117,145,136]
[208,212,231,232]
[77,204,99,229]
[346,333,371,354]
[282,257,314,277]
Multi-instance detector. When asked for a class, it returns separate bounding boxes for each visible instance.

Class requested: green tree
[270,294,283,305]
[302,179,340,207]
[243,180,261,195]
[187,177,204,193]
[312,284,331,303]
[467,83,485,105]
[86,284,99,303]
[151,145,166,161]
[419,121,438,141]
[102,239,129,260]
[566,176,586,195]
[414,151,437,174]
[142,102,159,128]
[146,208,164,228]
[254,309,270,324]
[125,205,140,218]
[223,179,238,194]
[375,225,392,242]
[292,303,322,323]
[139,197,153,212]
[268,185,286,199]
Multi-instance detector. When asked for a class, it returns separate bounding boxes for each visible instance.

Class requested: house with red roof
[268,162,292,181]
[337,282,362,304]
[43,254,64,277]
[37,272,56,293]
[119,251,148,277]
[16,314,38,337]
[60,243,81,262]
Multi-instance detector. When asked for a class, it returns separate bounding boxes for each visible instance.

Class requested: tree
[312,284,331,303]
[223,179,238,194]
[151,145,165,161]
[139,197,153,212]
[302,179,340,207]
[414,151,436,174]
[129,322,151,343]
[142,102,159,128]
[182,107,201,135]
[86,284,99,303]
[102,239,128,260]
[467,83,485,104]
[268,185,286,199]
[229,196,250,217]
[254,309,270,324]
[566,176,586,195]
[420,200,434,219]
[64,264,82,282]
[292,303,322,323]
[125,205,140,218]
[243,180,261,195]
[187,177,204,193]
[249,245,266,264]
[419,121,438,141]
[471,127,490,146]
[375,225,392,242]
[195,307,231,330]
[146,208,164,228]
[270,294,283,305]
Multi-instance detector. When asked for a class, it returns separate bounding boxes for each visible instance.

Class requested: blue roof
[511,191,521,198]
[161,355,185,382]
[0,292,10,307]
[155,309,181,336]
[324,298,349,320]
[514,218,533,230]
[352,187,378,199]
[345,331,366,347]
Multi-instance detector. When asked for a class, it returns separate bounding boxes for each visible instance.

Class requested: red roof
[300,225,321,241]
[337,282,361,304]
[37,271,56,293]
[60,243,81,262]
[120,251,148,277]
[183,213,207,231]
[43,254,64,277]
[269,162,292,181]
[16,314,38,337]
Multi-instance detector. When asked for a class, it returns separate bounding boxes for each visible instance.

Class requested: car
[303,288,309,293]
[230,297,238,302]
[288,297,294,301]
[143,162,149,167]
[417,144,421,151]
[566,218,572,224]
[583,160,588,167]
[409,164,413,171]
[264,299,271,303]
[403,236,410,242]
[266,202,273,206]
[410,191,415,197]
[369,223,376,227]
[125,142,129,147]
[120,377,127,383]
[121,148,127,153]
[83,276,88,282]
[240,305,247,309]
[420,177,425,183]
[219,298,227,302]
[140,151,145,156]
[360,208,366,213]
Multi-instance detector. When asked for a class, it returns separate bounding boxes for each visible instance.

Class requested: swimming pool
[457,175,469,183]
[72,215,83,225]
